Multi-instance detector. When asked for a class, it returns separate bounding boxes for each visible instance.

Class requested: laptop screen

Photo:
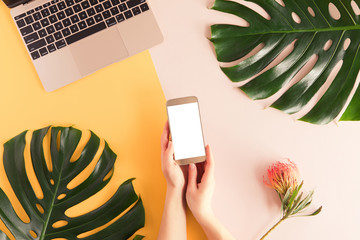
[3,0,27,8]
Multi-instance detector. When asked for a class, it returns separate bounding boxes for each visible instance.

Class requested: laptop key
[32,21,42,31]
[70,24,79,33]
[103,1,111,9]
[65,0,75,6]
[27,9,35,15]
[41,9,50,17]
[55,39,67,49]
[35,6,43,11]
[79,11,88,20]
[94,13,103,22]
[27,38,46,52]
[102,10,111,19]
[25,16,34,24]
[46,35,54,43]
[140,3,148,12]
[132,6,140,15]
[16,19,26,28]
[73,4,82,13]
[24,32,39,44]
[63,18,72,26]
[89,0,98,5]
[81,0,90,9]
[33,12,42,21]
[41,18,50,27]
[54,31,63,40]
[49,5,58,14]
[20,25,33,36]
[54,22,64,30]
[65,8,74,16]
[86,17,95,26]
[126,0,144,9]
[62,28,71,36]
[57,1,66,10]
[49,15,58,23]
[46,25,55,34]
[105,17,116,27]
[87,7,96,16]
[31,51,40,60]
[78,21,87,29]
[70,15,80,23]
[124,10,132,19]
[110,6,119,15]
[118,3,126,12]
[15,13,26,20]
[39,47,48,56]
[66,21,106,45]
[43,2,51,7]
[95,4,104,13]
[75,0,82,3]
[48,43,56,52]
[115,13,124,22]
[57,11,66,20]
[111,0,119,5]
[39,29,47,37]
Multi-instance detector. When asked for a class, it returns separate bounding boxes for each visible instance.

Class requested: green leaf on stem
[308,206,322,216]
[292,191,314,215]
[288,181,303,210]
[281,188,292,213]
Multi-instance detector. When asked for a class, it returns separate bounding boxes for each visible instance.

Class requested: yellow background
[0,2,206,239]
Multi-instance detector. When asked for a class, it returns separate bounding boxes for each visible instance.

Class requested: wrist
[193,208,215,226]
[166,185,186,203]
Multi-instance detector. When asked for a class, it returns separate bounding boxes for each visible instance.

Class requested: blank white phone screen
[167,102,205,160]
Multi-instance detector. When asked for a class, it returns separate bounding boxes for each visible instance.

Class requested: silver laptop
[4,0,163,91]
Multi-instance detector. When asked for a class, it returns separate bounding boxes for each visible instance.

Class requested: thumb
[164,141,174,161]
[187,163,198,191]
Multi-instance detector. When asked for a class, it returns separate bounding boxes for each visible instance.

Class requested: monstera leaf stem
[40,160,64,240]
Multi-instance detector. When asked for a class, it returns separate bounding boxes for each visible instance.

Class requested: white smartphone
[166,96,206,165]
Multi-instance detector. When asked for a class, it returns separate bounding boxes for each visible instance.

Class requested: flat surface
[149,0,360,239]
[0,1,205,239]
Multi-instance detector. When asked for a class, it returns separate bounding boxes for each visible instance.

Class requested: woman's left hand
[161,121,187,192]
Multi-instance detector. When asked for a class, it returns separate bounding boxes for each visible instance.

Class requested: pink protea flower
[264,159,299,196]
[260,159,322,240]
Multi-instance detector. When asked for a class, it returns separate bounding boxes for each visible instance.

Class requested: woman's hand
[186,145,215,222]
[186,145,236,240]
[161,121,187,192]
[158,121,187,240]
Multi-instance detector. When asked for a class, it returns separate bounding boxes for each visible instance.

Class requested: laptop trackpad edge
[70,28,129,76]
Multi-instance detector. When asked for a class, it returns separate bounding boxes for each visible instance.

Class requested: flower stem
[259,217,286,240]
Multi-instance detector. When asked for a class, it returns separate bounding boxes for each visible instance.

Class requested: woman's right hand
[186,145,216,222]
[186,145,236,240]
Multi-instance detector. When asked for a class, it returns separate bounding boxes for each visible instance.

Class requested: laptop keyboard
[14,0,149,60]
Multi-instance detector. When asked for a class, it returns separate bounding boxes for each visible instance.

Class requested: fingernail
[190,163,195,169]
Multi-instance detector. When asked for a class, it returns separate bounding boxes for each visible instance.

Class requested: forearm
[196,212,236,240]
[158,187,187,240]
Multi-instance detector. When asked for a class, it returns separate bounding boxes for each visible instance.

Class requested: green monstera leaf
[0,126,145,240]
[210,0,360,124]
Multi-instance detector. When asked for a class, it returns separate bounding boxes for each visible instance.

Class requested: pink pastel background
[149,0,360,239]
